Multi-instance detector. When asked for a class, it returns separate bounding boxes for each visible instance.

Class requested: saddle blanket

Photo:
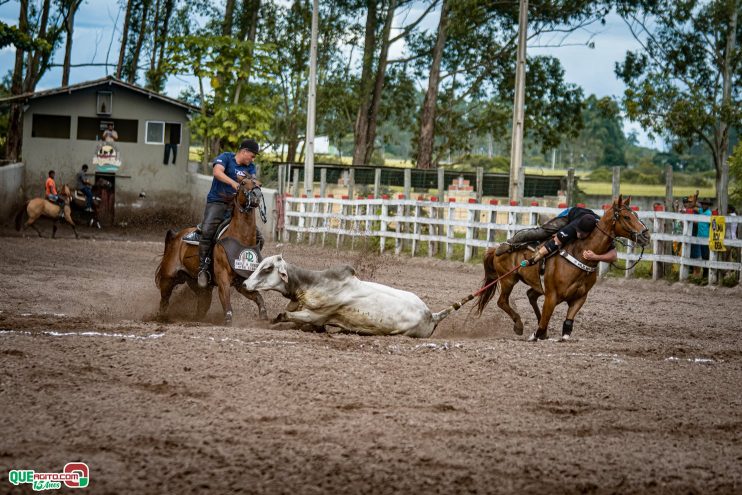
[216,237,263,280]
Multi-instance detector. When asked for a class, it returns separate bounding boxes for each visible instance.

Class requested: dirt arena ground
[1,224,741,494]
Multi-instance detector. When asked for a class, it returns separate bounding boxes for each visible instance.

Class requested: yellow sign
[710,215,726,252]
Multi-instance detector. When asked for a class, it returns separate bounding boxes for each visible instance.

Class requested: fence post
[652,212,662,281]
[374,168,381,198]
[292,168,301,197]
[612,166,620,200]
[446,200,455,259]
[679,219,691,281]
[282,197,291,243]
[320,168,327,197]
[709,248,717,285]
[476,167,484,203]
[395,201,403,255]
[380,200,388,254]
[428,200,437,257]
[347,168,355,199]
[403,169,412,250]
[297,199,305,242]
[412,202,421,257]
[465,205,475,262]
[277,164,286,196]
[566,168,575,206]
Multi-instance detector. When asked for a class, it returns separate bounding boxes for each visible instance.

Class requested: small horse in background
[15,184,79,239]
[71,177,113,229]
[476,196,650,341]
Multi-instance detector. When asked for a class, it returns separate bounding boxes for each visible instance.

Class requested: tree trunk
[117,0,134,79]
[416,0,449,169]
[233,0,261,104]
[223,0,236,36]
[362,0,397,165]
[128,0,151,84]
[716,0,737,215]
[62,1,82,86]
[151,0,173,91]
[5,0,29,161]
[148,0,161,80]
[24,0,51,92]
[352,0,378,166]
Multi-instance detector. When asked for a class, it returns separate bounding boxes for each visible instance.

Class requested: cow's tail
[155,229,177,287]
[14,202,28,231]
[474,249,499,317]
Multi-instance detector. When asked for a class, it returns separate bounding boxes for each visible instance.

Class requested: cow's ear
[278,263,289,284]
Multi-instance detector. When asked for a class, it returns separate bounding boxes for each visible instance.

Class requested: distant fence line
[280,196,742,286]
[272,162,567,200]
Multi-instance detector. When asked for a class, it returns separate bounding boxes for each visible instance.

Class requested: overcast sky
[0,1,658,149]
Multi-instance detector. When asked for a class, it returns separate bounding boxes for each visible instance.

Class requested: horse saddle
[217,237,263,280]
[182,219,230,245]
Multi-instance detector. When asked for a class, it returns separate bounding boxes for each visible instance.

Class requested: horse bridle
[237,179,267,223]
[593,205,649,270]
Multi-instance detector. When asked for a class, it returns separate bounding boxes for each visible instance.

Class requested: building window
[146,121,165,144]
[31,114,71,139]
[76,117,138,142]
[165,123,182,145]
[97,91,112,115]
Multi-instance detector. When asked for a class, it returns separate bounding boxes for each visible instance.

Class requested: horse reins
[593,206,647,271]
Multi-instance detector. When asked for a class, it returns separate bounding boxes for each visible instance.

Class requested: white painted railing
[281,196,742,284]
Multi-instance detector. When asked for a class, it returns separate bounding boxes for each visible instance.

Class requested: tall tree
[416,0,448,168]
[116,0,134,79]
[616,0,741,213]
[61,0,84,86]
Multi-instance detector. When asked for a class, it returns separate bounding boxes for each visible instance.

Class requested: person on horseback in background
[497,206,618,266]
[76,164,94,212]
[45,170,66,219]
[197,138,264,288]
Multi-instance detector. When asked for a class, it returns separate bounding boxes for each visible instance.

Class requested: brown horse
[15,184,79,239]
[70,177,113,229]
[155,178,267,324]
[476,196,650,341]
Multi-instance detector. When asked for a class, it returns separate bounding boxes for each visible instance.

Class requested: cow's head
[243,254,290,294]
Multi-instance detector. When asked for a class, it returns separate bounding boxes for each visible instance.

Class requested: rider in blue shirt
[198,138,262,288]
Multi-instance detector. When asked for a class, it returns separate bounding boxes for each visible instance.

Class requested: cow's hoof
[271,313,286,324]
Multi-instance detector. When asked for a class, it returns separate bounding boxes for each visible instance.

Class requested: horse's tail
[155,229,178,287]
[14,202,28,231]
[475,248,499,317]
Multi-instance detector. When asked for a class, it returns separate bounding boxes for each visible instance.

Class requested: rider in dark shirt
[197,139,263,288]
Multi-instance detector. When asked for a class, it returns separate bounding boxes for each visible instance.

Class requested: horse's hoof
[527,329,547,342]
[224,311,233,326]
[271,313,286,324]
[513,322,524,335]
[558,334,571,342]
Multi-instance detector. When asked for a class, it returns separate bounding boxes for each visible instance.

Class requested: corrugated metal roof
[0,75,199,112]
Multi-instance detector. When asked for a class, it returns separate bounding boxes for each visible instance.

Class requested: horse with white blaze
[243,255,451,337]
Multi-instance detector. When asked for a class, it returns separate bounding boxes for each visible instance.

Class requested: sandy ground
[1,224,742,494]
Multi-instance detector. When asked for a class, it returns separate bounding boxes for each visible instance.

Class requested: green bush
[458,154,509,172]
[587,167,613,182]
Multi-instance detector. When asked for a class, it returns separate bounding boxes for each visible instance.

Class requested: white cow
[244,255,447,337]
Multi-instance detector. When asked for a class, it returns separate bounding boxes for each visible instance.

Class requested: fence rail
[281,196,742,285]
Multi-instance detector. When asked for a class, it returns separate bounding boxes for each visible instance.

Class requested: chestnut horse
[15,184,79,239]
[476,196,650,341]
[155,178,267,324]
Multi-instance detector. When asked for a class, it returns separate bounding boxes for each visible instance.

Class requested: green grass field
[580,182,715,197]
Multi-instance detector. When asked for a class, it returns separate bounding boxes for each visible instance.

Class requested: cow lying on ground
[244,255,447,337]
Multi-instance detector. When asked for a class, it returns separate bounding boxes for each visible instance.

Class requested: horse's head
[59,185,72,203]
[604,195,650,247]
[236,178,266,222]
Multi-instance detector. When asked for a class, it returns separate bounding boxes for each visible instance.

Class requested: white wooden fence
[281,196,742,285]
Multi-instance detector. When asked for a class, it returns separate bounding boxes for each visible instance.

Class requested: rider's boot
[197,257,212,288]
